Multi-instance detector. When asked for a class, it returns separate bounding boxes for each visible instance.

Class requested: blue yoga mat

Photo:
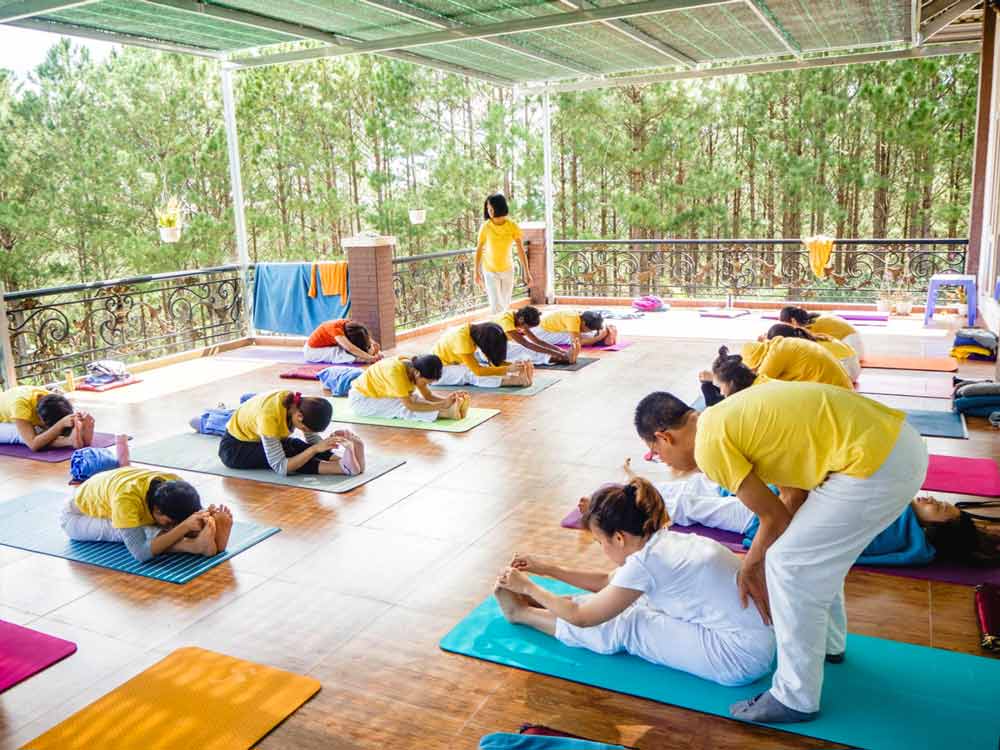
[441,579,1000,750]
[905,409,968,439]
[0,491,279,584]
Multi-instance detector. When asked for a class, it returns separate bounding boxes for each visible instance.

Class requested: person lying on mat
[432,322,533,388]
[219,390,365,476]
[0,385,95,452]
[347,355,469,422]
[531,310,613,365]
[303,318,382,365]
[60,466,232,561]
[633,383,927,722]
[490,305,569,366]
[739,334,853,391]
[764,324,860,382]
[780,306,865,359]
[493,476,775,688]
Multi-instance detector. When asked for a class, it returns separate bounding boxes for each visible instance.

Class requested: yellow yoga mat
[22,647,320,750]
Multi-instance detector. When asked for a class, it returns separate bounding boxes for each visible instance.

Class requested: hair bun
[624,483,638,501]
[717,345,729,357]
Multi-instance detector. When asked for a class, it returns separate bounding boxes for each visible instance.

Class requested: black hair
[779,306,819,326]
[634,391,692,443]
[583,477,668,539]
[484,192,509,220]
[924,502,1000,566]
[470,322,508,366]
[766,323,816,341]
[37,394,74,435]
[580,311,604,332]
[282,393,333,432]
[411,354,443,380]
[343,321,372,353]
[711,346,756,394]
[147,478,202,524]
[514,306,541,328]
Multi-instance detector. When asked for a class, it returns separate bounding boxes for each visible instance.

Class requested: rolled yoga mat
[430,375,560,397]
[131,432,404,492]
[905,409,968,439]
[922,454,1000,497]
[537,357,598,372]
[856,371,954,399]
[0,432,117,463]
[329,398,499,432]
[279,363,331,380]
[21,647,320,750]
[861,355,959,372]
[442,579,1000,750]
[0,620,77,693]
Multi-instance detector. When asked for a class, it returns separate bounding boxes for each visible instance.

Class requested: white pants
[530,328,572,347]
[556,595,775,687]
[484,270,514,313]
[302,343,357,364]
[766,422,927,712]
[347,387,438,422]
[499,340,552,366]
[0,422,25,445]
[59,498,123,543]
[436,364,502,389]
[656,474,755,534]
[840,355,861,382]
[843,333,865,360]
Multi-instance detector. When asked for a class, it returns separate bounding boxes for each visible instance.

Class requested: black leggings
[218,432,331,475]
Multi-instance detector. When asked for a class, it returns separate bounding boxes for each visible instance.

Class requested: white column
[220,63,254,337]
[0,284,16,388]
[542,89,556,303]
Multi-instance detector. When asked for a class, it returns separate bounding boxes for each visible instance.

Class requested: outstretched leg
[494,586,557,636]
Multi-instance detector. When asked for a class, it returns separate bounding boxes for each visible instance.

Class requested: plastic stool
[924,273,976,327]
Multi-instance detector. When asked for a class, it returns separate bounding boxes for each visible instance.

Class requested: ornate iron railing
[393,248,528,330]
[554,239,968,303]
[4,265,250,385]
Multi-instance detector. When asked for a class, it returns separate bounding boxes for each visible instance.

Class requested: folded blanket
[957,328,998,352]
[318,366,363,396]
[951,344,996,361]
[70,447,119,483]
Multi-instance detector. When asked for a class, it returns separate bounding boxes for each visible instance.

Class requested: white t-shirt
[656,474,755,534]
[611,529,769,633]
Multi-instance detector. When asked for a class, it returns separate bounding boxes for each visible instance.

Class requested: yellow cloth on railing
[804,235,835,278]
[308,260,348,303]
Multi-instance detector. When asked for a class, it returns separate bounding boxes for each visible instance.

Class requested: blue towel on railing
[318,366,363,396]
[252,262,351,336]
[70,447,119,483]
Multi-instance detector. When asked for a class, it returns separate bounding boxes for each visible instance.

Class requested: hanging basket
[159,226,182,243]
[408,209,426,225]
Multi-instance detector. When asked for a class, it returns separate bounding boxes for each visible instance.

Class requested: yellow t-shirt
[808,315,858,341]
[433,323,478,366]
[226,390,292,442]
[352,357,415,399]
[741,337,852,390]
[540,311,581,334]
[74,467,178,528]
[695,380,905,492]
[0,386,50,427]
[478,219,522,274]
[814,335,856,362]
[493,311,518,334]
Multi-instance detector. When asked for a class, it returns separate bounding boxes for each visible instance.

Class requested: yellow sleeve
[477,222,488,247]
[459,353,507,377]
[388,365,416,398]
[510,221,522,240]
[755,347,784,381]
[110,487,146,529]
[11,397,35,422]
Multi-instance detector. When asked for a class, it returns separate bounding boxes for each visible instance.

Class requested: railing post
[344,235,397,350]
[0,284,17,389]
[542,90,556,303]
[520,222,548,304]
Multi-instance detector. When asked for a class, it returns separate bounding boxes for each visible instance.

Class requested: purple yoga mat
[762,311,889,324]
[217,347,305,363]
[0,432,117,463]
[0,620,77,692]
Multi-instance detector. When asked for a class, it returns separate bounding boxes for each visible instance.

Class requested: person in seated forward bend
[634,382,927,722]
[739,334,852,391]
[347,354,469,422]
[303,318,382,364]
[0,385,95,451]
[780,306,865,359]
[531,310,611,365]
[432,321,533,388]
[494,476,775,687]
[765,324,860,382]
[219,389,365,476]
[61,466,231,562]
[490,305,569,366]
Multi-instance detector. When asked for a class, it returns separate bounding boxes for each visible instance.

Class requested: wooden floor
[1,308,997,749]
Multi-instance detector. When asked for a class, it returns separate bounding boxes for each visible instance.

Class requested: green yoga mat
[0,491,278,584]
[431,375,560,397]
[441,579,1000,750]
[537,357,598,372]
[329,399,499,432]
[905,409,968,439]
[130,433,404,492]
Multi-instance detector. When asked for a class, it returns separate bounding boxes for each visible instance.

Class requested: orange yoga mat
[22,647,320,750]
[860,356,958,373]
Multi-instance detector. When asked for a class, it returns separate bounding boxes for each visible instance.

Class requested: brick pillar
[520,221,548,304]
[344,235,397,350]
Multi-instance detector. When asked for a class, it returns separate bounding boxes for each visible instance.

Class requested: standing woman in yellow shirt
[0,385,95,452]
[766,323,860,381]
[475,193,532,313]
[779,306,865,359]
[634,383,927,723]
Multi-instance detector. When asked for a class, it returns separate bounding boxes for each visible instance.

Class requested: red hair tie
[292,392,303,407]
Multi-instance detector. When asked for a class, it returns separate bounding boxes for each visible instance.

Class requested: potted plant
[156,197,183,243]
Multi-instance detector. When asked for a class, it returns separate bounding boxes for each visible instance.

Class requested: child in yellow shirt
[490,306,569,366]
[0,386,95,452]
[348,355,469,422]
[475,193,532,313]
[531,310,610,364]
[432,322,533,388]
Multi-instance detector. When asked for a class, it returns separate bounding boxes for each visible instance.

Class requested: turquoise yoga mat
[431,375,560,397]
[904,409,968,439]
[441,579,1000,750]
[0,491,279,584]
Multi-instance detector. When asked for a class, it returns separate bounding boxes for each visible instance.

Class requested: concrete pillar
[520,221,548,304]
[344,235,398,350]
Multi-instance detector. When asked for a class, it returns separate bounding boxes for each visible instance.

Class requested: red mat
[861,356,958,372]
[922,454,1000,497]
[74,376,142,392]
[0,620,77,692]
[857,372,954,399]
[279,364,329,380]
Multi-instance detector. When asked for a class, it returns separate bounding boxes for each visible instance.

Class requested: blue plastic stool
[923,273,976,326]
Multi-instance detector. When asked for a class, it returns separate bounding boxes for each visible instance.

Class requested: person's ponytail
[584,477,669,539]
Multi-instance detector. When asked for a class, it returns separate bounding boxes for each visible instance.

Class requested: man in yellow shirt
[475,194,532,313]
[633,382,927,723]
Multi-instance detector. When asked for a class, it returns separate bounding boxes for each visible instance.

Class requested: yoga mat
[74,376,142,393]
[279,363,329,380]
[442,579,1000,750]
[0,490,279,585]
[431,375,560,397]
[557,340,634,352]
[698,308,750,318]
[537,357,598,372]
[131,433,404,493]
[0,432,117,463]
[905,409,968,439]
[218,346,305,363]
[330,398,499,432]
[760,312,886,327]
[834,310,890,321]
[861,355,959,372]
[857,372,954,399]
[922,454,1000,497]
[0,621,76,693]
[22,647,320,750]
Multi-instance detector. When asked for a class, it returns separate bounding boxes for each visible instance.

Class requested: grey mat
[537,357,598,372]
[431,375,560,396]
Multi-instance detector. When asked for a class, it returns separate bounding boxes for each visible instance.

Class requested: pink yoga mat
[557,340,633,352]
[922,454,1000,497]
[0,620,77,692]
[279,364,329,380]
[0,432,117,463]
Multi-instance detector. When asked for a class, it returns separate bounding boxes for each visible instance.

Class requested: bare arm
[511,330,564,357]
[333,334,376,362]
[515,238,532,285]
[474,243,485,286]
[498,568,641,628]
[459,352,508,377]
[735,471,794,625]
[16,416,75,452]
[512,554,612,592]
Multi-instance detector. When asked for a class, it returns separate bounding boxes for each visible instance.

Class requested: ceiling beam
[921,0,982,43]
[520,40,981,94]
[232,0,739,68]
[744,0,801,57]
[9,16,224,56]
[0,0,99,23]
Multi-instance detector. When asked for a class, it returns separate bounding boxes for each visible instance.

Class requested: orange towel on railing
[308,261,348,303]
[803,235,834,278]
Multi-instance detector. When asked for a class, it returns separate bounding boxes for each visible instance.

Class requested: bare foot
[494,586,529,624]
[210,505,233,553]
[81,414,95,446]
[440,401,462,420]
[335,429,366,472]
[457,394,470,419]
[71,418,84,450]
[622,457,636,480]
[193,516,218,557]
[577,495,590,515]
